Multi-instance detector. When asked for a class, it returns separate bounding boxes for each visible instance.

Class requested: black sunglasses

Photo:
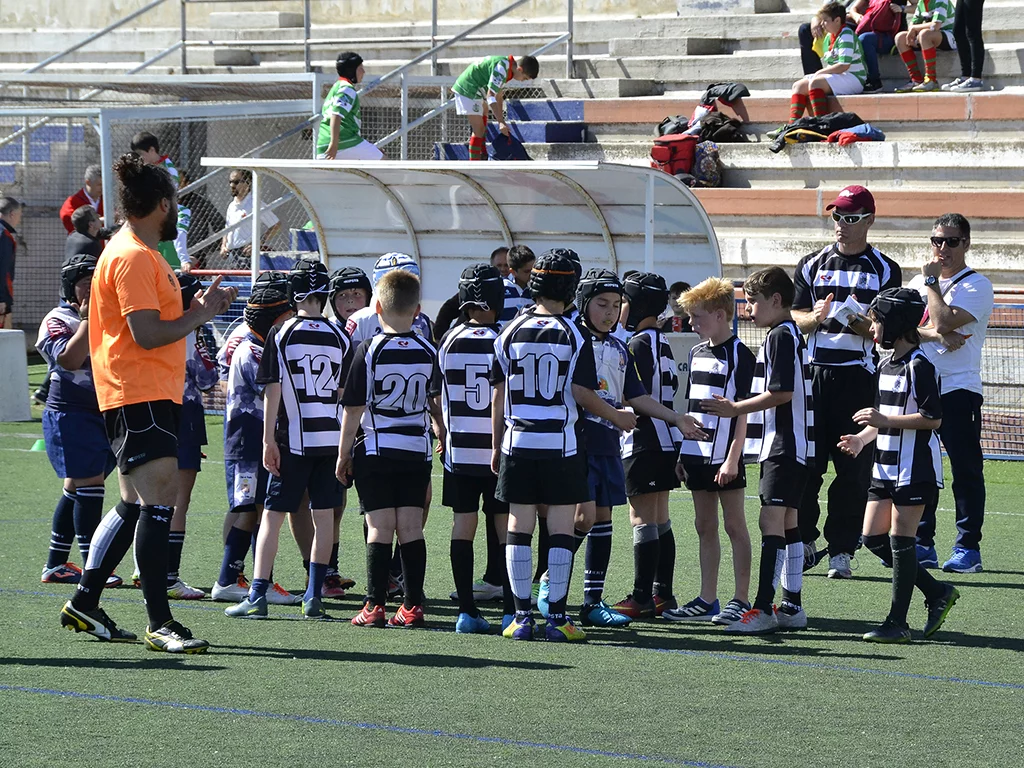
[931,236,964,248]
[831,211,872,225]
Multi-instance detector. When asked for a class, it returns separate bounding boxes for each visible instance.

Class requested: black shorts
[911,32,955,52]
[104,400,181,475]
[758,457,809,509]
[265,451,344,512]
[623,451,681,497]
[681,461,746,493]
[442,470,509,515]
[868,481,939,508]
[354,455,432,513]
[496,452,589,506]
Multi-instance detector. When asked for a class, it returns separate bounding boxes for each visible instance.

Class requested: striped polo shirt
[622,327,682,457]
[823,26,868,86]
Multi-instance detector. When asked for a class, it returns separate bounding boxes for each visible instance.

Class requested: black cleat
[923,584,960,638]
[60,601,137,642]
[144,620,210,654]
[863,619,912,644]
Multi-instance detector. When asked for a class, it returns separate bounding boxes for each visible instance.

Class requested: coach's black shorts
[354,455,432,513]
[496,452,589,506]
[443,470,509,515]
[681,460,746,493]
[265,451,344,512]
[103,400,181,475]
[624,451,681,497]
[868,481,939,508]
[758,457,809,509]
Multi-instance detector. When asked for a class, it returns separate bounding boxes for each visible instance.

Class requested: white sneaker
[776,601,808,630]
[827,553,853,579]
[723,607,779,634]
[167,579,207,600]
[266,582,302,605]
[211,580,249,602]
[450,579,504,602]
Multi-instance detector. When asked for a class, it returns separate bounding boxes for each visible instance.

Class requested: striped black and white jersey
[341,331,440,462]
[873,348,943,488]
[498,275,533,326]
[679,335,757,466]
[491,307,598,458]
[622,328,682,457]
[257,315,352,456]
[744,321,815,465]
[434,321,501,475]
[794,243,901,372]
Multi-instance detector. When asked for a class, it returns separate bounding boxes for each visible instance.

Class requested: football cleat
[653,594,677,617]
[662,597,719,622]
[712,599,751,626]
[387,575,405,602]
[545,616,587,643]
[775,601,808,630]
[863,619,912,644]
[723,607,779,635]
[923,584,960,638]
[105,573,124,588]
[42,563,83,584]
[321,574,347,599]
[501,614,515,632]
[210,579,249,603]
[537,575,551,619]
[388,604,425,628]
[167,579,207,600]
[302,596,328,620]
[60,601,137,642]
[224,595,268,619]
[352,603,387,628]
[449,580,503,601]
[502,613,536,640]
[144,620,210,654]
[455,612,491,634]
[612,595,656,620]
[579,601,632,627]
[265,582,302,605]
[131,570,141,588]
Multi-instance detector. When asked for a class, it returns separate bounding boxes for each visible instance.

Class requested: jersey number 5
[463,364,492,410]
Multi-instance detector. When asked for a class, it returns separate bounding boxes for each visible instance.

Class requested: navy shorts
[442,470,509,515]
[586,453,627,508]
[868,481,939,508]
[623,451,681,497]
[43,409,115,480]
[177,400,207,472]
[354,455,432,513]
[265,451,344,512]
[758,457,809,509]
[681,461,746,493]
[225,458,269,512]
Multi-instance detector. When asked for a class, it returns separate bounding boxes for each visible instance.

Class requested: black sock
[329,542,340,572]
[888,535,917,626]
[653,521,675,599]
[73,501,140,612]
[866,532,945,602]
[136,505,174,629]
[632,524,660,605]
[400,539,426,610]
[753,535,785,613]
[46,490,77,569]
[482,513,502,586]
[366,542,391,607]
[450,539,476,615]
[534,517,550,582]
[390,543,403,579]
[72,485,105,566]
[584,521,612,606]
[302,559,310,575]
[863,533,893,566]
[167,530,185,585]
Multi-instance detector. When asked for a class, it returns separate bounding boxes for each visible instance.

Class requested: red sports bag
[650,133,699,176]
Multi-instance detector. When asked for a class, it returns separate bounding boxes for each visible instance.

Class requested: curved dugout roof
[200,159,722,315]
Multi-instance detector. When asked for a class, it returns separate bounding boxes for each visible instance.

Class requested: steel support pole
[251,172,261,286]
[99,111,114,229]
[430,0,438,76]
[566,0,574,79]
[303,0,312,73]
[180,0,188,74]
[644,173,655,271]
[400,74,409,161]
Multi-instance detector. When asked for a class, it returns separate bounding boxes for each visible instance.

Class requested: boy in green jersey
[451,55,539,161]
[317,52,384,161]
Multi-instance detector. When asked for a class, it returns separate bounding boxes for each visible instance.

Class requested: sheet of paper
[832,294,867,327]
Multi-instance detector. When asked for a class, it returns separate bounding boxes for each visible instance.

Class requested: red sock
[901,49,923,82]
[789,92,809,122]
[922,47,937,81]
[808,87,829,118]
[468,134,486,161]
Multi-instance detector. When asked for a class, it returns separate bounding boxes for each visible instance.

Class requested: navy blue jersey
[224,332,267,462]
[580,325,646,456]
[35,305,99,414]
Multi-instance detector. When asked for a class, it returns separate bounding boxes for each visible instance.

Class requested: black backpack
[769,112,864,153]
[657,115,690,136]
[698,111,747,143]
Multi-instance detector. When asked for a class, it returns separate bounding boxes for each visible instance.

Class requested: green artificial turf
[1,364,1022,767]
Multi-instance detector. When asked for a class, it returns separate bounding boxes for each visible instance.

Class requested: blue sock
[249,577,271,602]
[218,526,251,587]
[305,562,328,601]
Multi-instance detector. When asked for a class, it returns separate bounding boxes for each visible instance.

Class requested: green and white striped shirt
[911,0,956,35]
[824,27,867,86]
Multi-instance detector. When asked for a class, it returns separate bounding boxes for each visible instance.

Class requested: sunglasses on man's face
[931,236,964,249]
[831,211,872,225]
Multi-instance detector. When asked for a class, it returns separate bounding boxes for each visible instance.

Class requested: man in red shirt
[59,165,104,235]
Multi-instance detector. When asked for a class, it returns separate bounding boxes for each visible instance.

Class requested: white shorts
[806,72,865,96]
[453,92,484,116]
[316,139,384,161]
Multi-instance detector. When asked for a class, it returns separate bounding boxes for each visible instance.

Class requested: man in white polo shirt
[220,170,280,268]
[909,212,993,574]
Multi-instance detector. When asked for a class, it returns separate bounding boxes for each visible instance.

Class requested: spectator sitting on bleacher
[65,206,103,261]
[316,52,384,161]
[855,1,909,92]
[59,165,104,235]
[894,0,957,92]
[790,3,868,123]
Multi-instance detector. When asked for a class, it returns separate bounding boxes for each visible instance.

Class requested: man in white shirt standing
[220,170,280,268]
[909,213,994,574]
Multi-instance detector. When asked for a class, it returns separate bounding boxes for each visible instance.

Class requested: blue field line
[4,588,1023,692]
[0,685,738,767]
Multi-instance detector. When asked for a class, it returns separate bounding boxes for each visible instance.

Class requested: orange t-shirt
[89,226,186,411]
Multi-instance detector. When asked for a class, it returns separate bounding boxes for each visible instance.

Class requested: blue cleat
[455,612,491,634]
[501,613,515,632]
[225,595,267,619]
[917,544,939,569]
[579,601,632,627]
[545,616,587,642]
[942,548,982,574]
[537,575,551,619]
[502,612,535,640]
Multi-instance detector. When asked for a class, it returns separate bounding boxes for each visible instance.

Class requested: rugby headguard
[244,285,292,341]
[329,266,372,305]
[288,257,330,308]
[458,263,505,314]
[176,270,203,312]
[548,248,582,295]
[372,252,420,287]
[255,270,290,294]
[622,272,669,332]
[60,253,98,304]
[576,268,624,331]
[868,287,926,349]
[527,250,578,306]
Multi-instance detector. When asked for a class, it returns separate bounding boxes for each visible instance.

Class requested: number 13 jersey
[257,315,352,456]
[341,331,440,462]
